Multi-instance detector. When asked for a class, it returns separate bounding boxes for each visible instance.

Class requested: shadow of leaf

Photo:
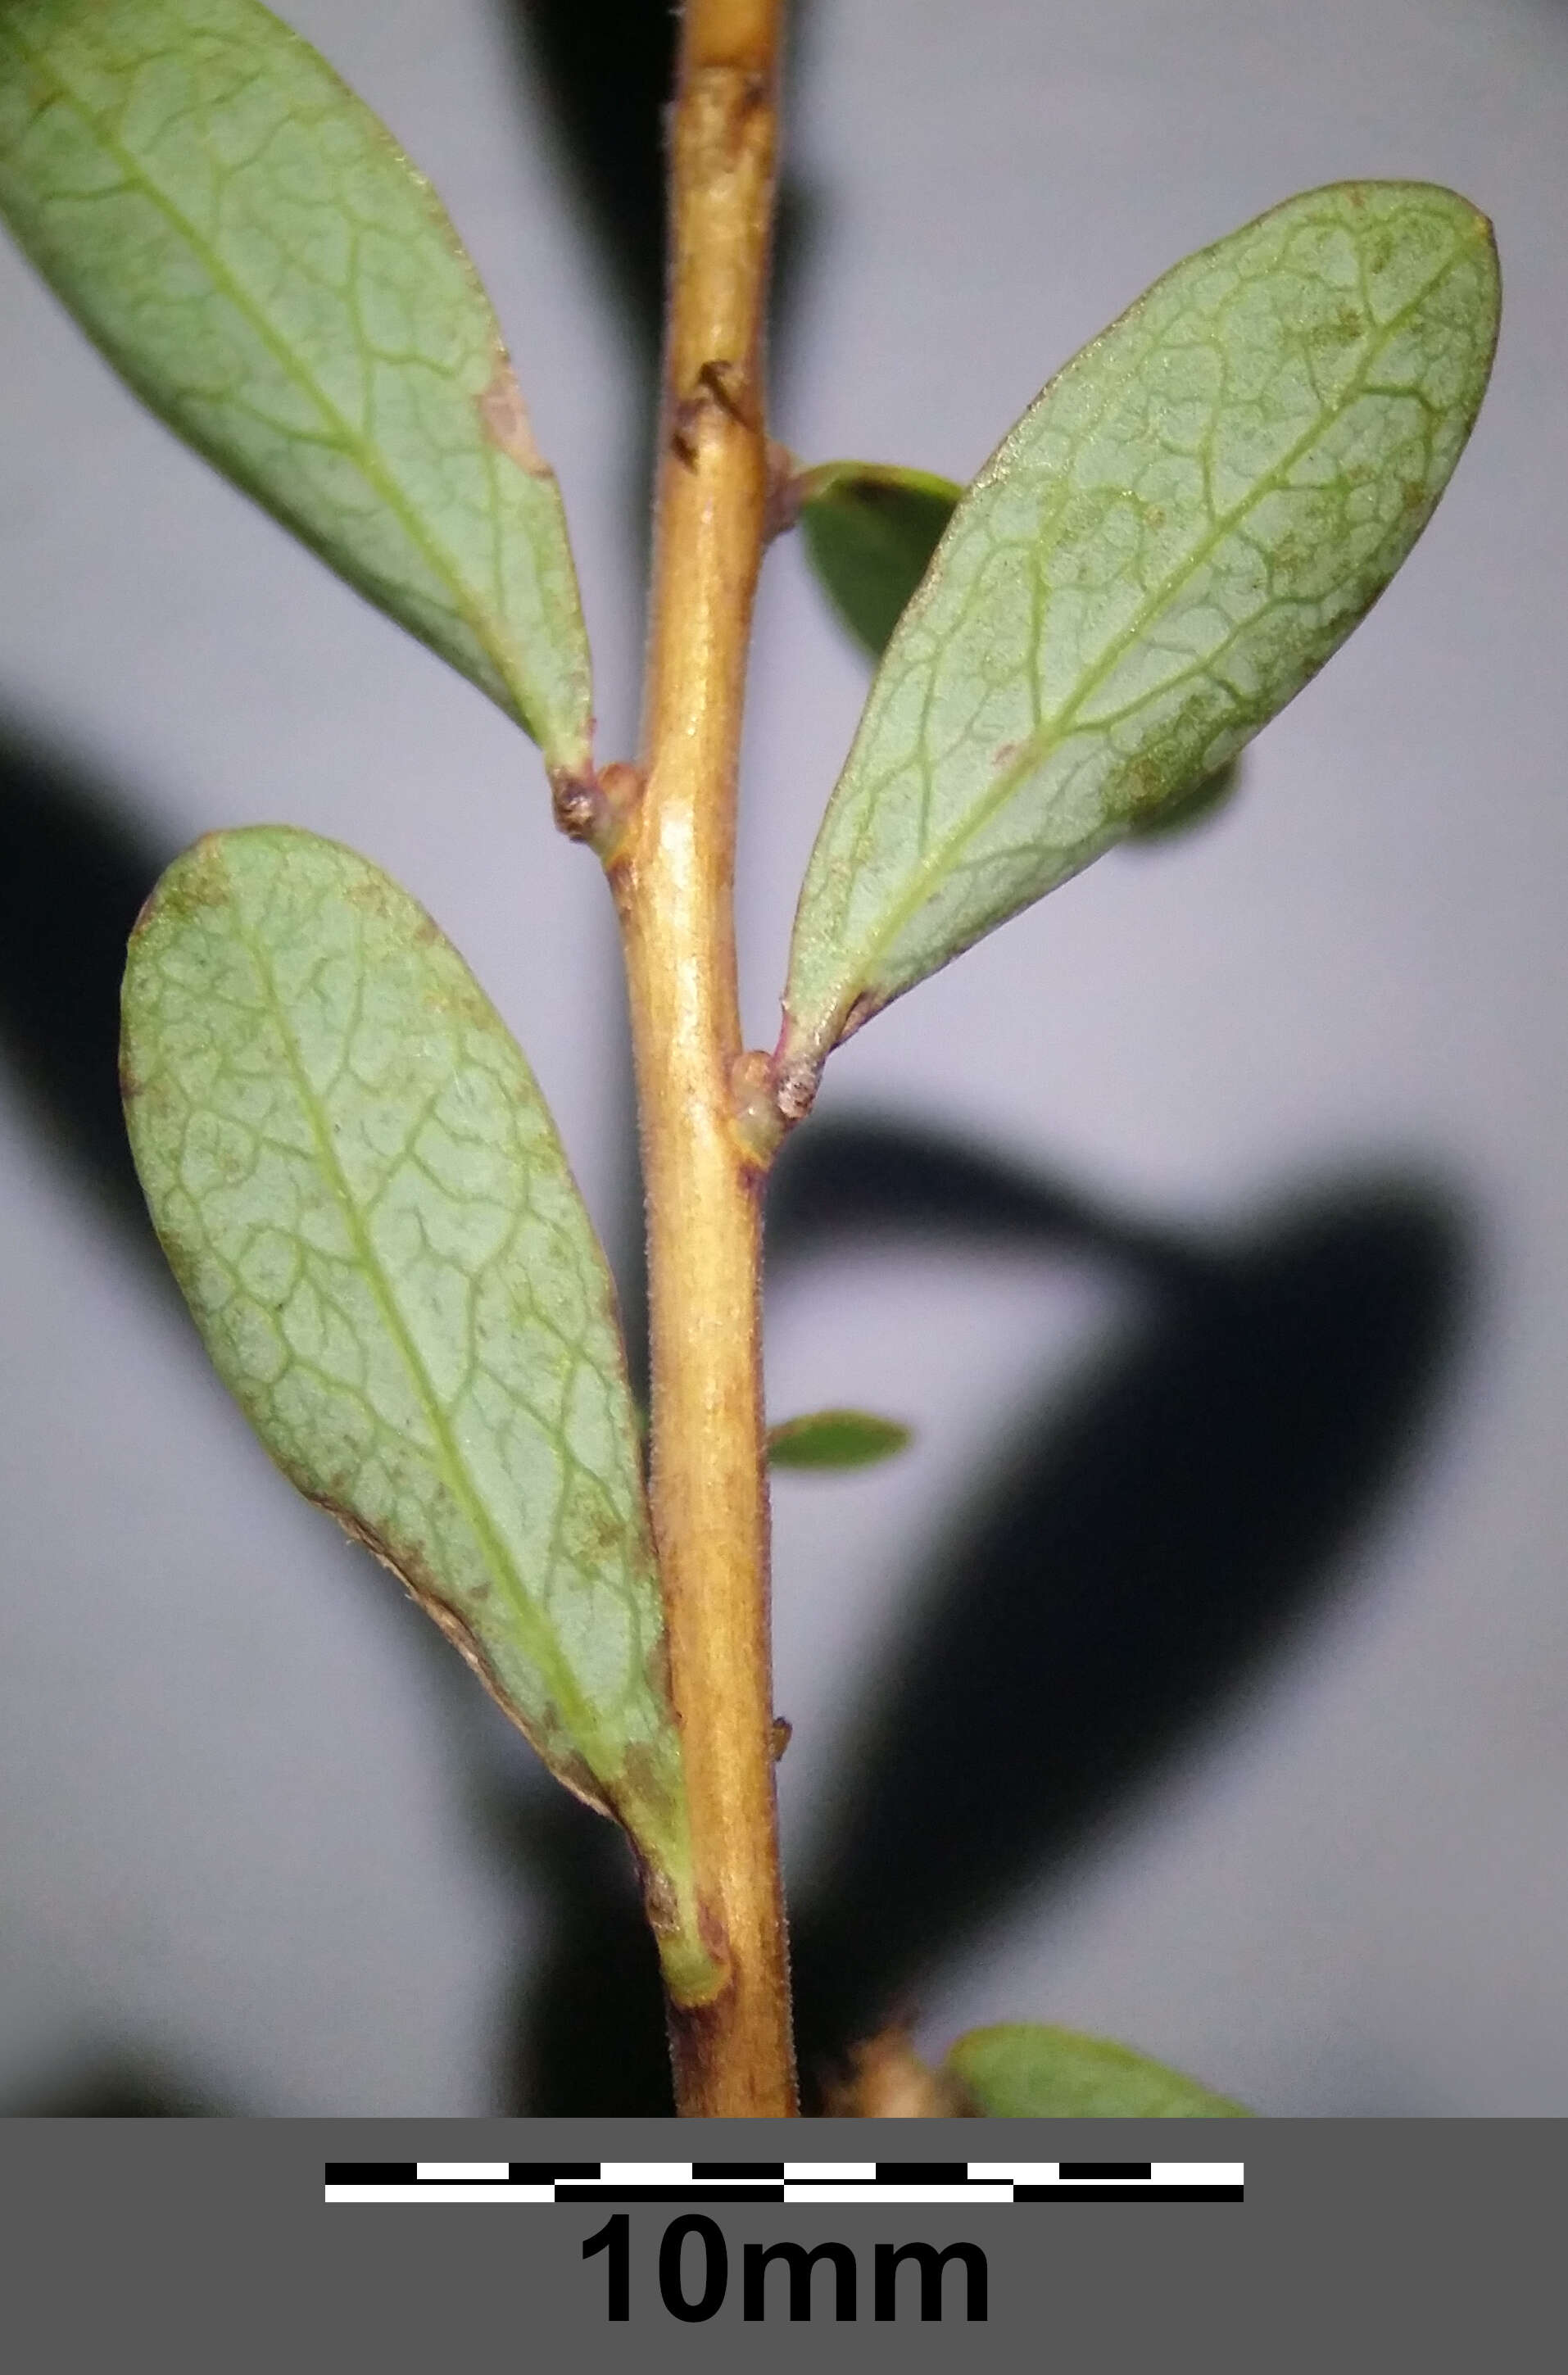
[2,2056,225,2117]
[765,1109,1225,1289]
[0,719,173,1248]
[782,1144,1470,2084]
[500,0,822,372]
[499,0,676,353]
[499,1785,677,2115]
[503,1116,1470,2110]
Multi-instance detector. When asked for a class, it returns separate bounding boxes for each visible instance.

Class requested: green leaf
[0,0,592,773]
[947,2024,1251,2118]
[767,1407,912,1470]
[120,827,715,2001]
[796,461,961,659]
[780,184,1499,1087]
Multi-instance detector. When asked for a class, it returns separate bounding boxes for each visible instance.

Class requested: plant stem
[610,0,795,2115]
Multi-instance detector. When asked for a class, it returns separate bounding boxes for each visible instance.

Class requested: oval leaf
[767,1407,912,1470]
[120,827,714,2000]
[797,461,961,660]
[947,2024,1250,2118]
[781,184,1499,1083]
[0,0,592,772]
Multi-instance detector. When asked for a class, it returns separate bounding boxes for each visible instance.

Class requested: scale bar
[325,2158,1243,2209]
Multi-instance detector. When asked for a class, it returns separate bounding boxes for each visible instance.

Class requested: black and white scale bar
[325,2160,1242,2206]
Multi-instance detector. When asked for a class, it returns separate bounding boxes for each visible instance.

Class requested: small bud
[548,760,641,863]
[732,1048,787,1168]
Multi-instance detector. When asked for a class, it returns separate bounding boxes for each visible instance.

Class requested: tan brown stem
[610,0,796,2115]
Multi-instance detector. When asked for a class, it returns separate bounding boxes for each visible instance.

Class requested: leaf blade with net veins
[0,0,592,773]
[780,183,1499,1091]
[120,827,715,2001]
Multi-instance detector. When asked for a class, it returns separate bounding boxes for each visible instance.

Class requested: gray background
[1,0,1565,2114]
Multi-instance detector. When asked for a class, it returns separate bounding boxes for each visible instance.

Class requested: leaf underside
[782,182,1500,1077]
[119,828,707,1979]
[947,2024,1250,2118]
[0,0,592,768]
[800,457,1247,837]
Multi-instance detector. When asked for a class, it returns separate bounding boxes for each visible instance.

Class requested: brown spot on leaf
[644,1629,674,1712]
[560,1485,623,1571]
[343,871,397,918]
[156,834,231,922]
[617,1736,682,1838]
[1124,754,1167,814]
[477,356,550,477]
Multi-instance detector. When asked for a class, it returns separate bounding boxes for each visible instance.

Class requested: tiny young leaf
[780,184,1499,1085]
[0,0,592,773]
[120,827,714,2001]
[796,461,961,659]
[766,1407,912,1470]
[947,2024,1250,2118]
